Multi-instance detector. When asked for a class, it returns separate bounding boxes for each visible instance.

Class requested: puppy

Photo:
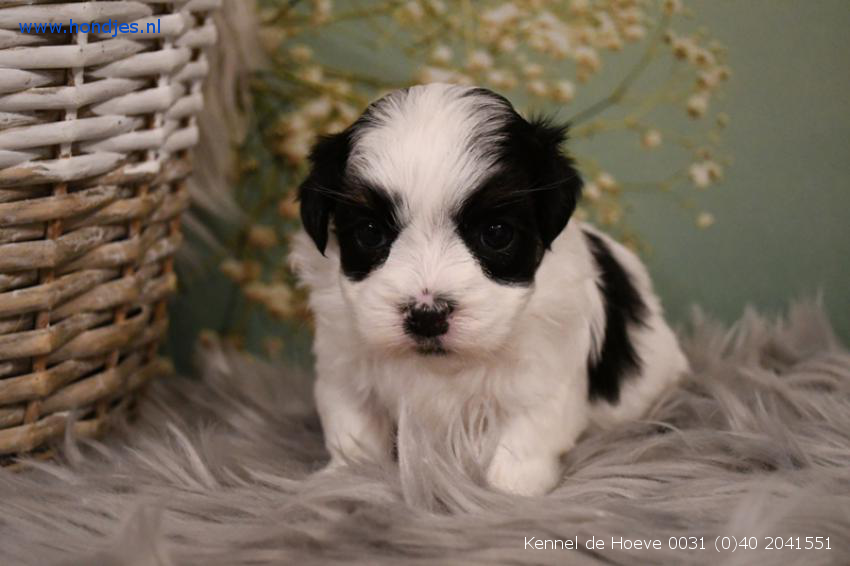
[290,83,688,496]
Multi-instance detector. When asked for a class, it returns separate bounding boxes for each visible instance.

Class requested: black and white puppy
[291,83,688,496]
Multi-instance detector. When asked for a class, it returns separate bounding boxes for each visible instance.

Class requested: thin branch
[567,13,671,125]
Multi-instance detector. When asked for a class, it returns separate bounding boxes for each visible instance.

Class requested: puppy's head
[298,84,582,359]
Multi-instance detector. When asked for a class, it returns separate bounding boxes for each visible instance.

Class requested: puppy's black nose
[403,298,454,339]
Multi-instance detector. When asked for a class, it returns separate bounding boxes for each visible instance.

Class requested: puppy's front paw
[486,448,561,496]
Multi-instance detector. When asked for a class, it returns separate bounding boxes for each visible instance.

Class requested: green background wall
[169,0,849,371]
[627,0,849,342]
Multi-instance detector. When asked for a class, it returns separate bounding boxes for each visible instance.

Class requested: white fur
[290,84,689,496]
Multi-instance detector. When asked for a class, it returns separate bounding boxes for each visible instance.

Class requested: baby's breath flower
[716,112,730,128]
[663,0,683,15]
[481,2,521,27]
[454,73,475,86]
[617,7,644,25]
[311,0,333,25]
[220,258,245,282]
[705,160,724,181]
[573,24,594,45]
[265,284,295,319]
[529,15,573,59]
[430,44,453,65]
[289,45,313,64]
[534,11,558,32]
[670,35,697,61]
[595,13,623,51]
[467,50,494,72]
[244,283,295,319]
[602,35,624,52]
[486,69,518,90]
[688,160,723,188]
[574,46,601,74]
[696,212,715,229]
[417,66,457,84]
[527,80,548,97]
[692,47,716,67]
[522,62,544,78]
[278,132,314,165]
[642,129,662,149]
[600,202,623,226]
[247,225,278,249]
[552,80,576,103]
[689,163,710,188]
[528,34,548,54]
[302,97,333,120]
[298,66,324,84]
[279,112,308,135]
[687,91,710,118]
[569,0,591,16]
[584,181,601,201]
[426,0,446,14]
[596,172,618,192]
[220,259,261,283]
[396,1,425,24]
[622,24,646,42]
[327,80,352,96]
[278,195,300,219]
[497,36,519,53]
[697,68,722,89]
[323,120,347,134]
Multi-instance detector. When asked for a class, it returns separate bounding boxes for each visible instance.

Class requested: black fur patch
[300,86,582,285]
[584,231,648,404]
[297,116,403,281]
[297,129,354,255]
[455,91,583,285]
[454,169,545,285]
[333,181,402,281]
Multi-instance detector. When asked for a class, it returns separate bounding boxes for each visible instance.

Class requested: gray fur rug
[1,302,849,565]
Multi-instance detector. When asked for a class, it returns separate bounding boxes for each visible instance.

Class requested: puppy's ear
[529,119,583,249]
[298,130,352,255]
[508,117,583,249]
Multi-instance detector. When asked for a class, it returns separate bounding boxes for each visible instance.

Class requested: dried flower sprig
[216,0,731,342]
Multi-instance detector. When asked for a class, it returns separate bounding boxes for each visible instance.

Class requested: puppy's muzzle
[403,298,454,339]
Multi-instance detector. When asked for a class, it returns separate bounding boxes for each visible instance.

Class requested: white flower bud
[642,129,662,149]
[467,50,494,71]
[696,212,715,229]
[289,45,313,63]
[528,80,548,97]
[552,80,576,103]
[430,44,453,64]
[687,92,710,118]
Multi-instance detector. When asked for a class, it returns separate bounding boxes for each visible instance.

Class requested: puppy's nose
[403,298,454,339]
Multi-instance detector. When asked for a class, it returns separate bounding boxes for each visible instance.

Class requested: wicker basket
[0,0,220,461]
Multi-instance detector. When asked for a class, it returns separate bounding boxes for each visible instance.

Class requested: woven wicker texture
[0,0,220,459]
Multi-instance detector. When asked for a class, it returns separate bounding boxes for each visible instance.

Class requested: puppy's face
[299,85,582,360]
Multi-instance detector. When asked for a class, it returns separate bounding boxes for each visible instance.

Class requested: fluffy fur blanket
[1,302,848,565]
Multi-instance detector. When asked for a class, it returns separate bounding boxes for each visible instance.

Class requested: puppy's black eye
[480,222,515,251]
[354,221,387,250]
